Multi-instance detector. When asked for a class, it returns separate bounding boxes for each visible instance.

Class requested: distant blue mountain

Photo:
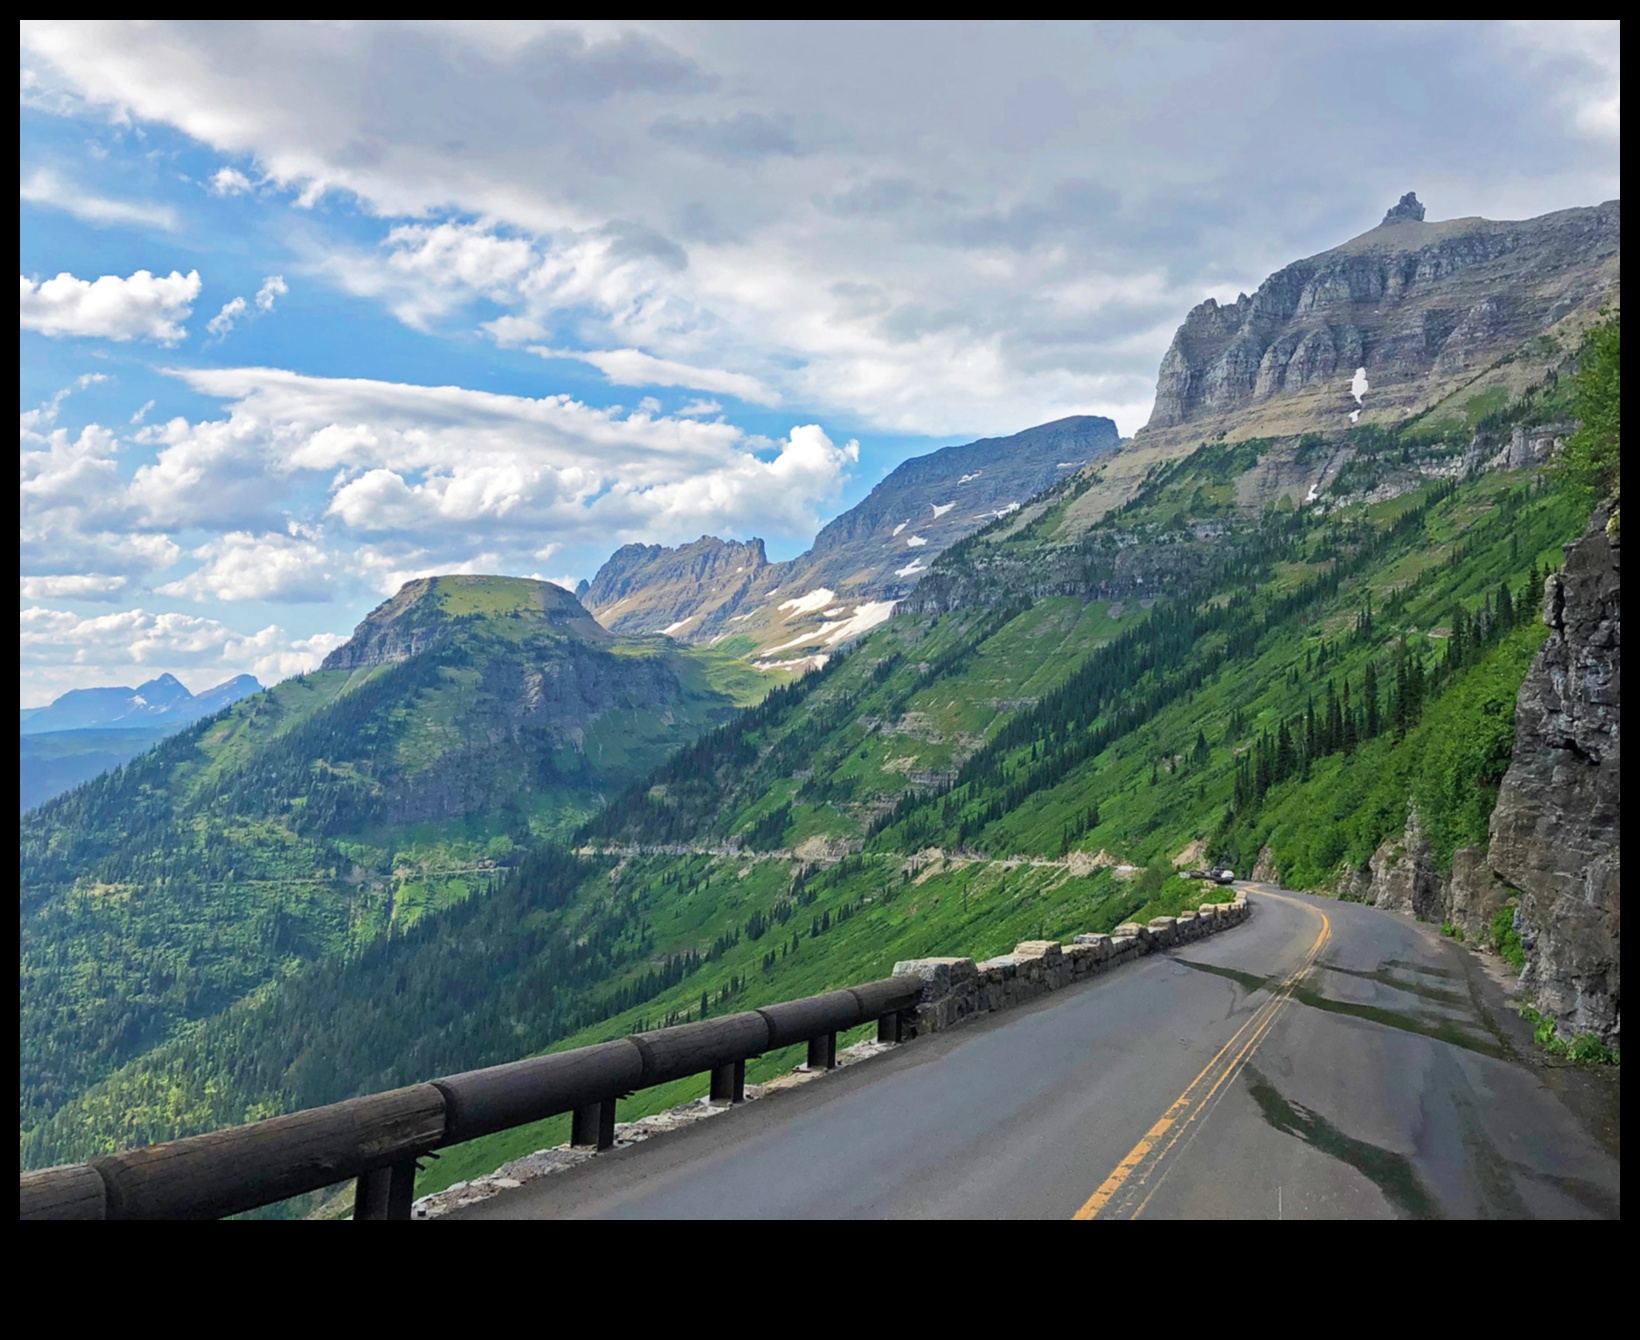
[20,728,174,814]
[19,673,261,736]
[19,673,263,812]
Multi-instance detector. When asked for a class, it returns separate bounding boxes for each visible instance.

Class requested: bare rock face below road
[1489,505,1621,1046]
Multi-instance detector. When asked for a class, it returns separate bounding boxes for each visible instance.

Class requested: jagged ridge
[580,415,1121,656]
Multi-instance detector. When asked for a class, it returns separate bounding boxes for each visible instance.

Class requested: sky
[19,21,1621,706]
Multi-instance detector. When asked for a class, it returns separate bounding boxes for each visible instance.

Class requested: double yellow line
[1074,894,1330,1220]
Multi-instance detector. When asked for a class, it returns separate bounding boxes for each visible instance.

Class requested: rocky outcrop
[580,538,775,638]
[1381,192,1428,226]
[1488,506,1621,1045]
[1354,811,1447,922]
[1445,844,1511,940]
[1251,845,1280,883]
[1142,198,1620,442]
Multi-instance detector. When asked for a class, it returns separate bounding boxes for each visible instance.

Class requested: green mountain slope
[21,392,1588,1186]
[21,195,1617,1190]
[19,575,776,1137]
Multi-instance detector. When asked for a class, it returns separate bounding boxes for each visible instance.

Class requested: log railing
[19,974,923,1221]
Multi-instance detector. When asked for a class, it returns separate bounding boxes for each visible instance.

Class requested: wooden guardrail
[19,975,922,1221]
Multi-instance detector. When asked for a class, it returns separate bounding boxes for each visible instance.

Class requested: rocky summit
[1381,191,1428,226]
[578,538,773,640]
[1142,197,1620,445]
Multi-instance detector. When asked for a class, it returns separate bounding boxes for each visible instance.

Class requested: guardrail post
[21,978,924,1219]
[354,1158,417,1221]
[709,1059,747,1104]
[571,1100,615,1151]
[806,1032,837,1071]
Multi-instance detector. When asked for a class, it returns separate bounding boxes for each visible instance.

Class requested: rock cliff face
[579,538,773,638]
[1141,197,1620,444]
[581,415,1120,657]
[1489,507,1621,1045]
[1341,507,1621,1047]
[1347,813,1447,923]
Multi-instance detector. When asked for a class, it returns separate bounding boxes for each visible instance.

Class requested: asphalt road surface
[452,887,1620,1220]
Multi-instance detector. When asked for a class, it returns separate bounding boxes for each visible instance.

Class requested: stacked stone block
[895,895,1251,1036]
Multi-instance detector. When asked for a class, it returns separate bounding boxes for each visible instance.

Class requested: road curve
[451,887,1620,1220]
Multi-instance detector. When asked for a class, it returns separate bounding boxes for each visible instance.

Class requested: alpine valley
[19,195,1621,1208]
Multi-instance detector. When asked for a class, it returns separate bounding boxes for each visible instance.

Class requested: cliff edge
[1490,506,1621,1046]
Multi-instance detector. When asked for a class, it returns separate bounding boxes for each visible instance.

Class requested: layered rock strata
[1142,197,1620,444]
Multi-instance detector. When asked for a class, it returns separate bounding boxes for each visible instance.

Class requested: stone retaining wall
[894,895,1251,1034]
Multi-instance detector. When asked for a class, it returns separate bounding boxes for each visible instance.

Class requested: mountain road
[450,886,1620,1220]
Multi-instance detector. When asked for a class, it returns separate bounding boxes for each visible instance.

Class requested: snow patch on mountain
[777,588,836,618]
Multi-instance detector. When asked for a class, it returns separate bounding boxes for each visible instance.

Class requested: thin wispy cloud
[20,167,178,231]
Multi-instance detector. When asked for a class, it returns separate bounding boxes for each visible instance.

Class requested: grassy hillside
[19,576,778,1139]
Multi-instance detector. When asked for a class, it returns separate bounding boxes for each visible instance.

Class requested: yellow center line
[1074,891,1330,1221]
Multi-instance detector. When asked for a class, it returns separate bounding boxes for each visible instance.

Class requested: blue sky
[19,21,1620,704]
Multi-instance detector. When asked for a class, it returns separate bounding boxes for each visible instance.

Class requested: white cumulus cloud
[158,530,335,603]
[19,573,130,602]
[156,366,855,549]
[20,268,202,343]
[206,275,288,339]
[254,274,288,311]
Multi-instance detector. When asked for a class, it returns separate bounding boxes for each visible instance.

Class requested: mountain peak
[1142,198,1618,441]
[1380,191,1426,226]
[134,673,192,705]
[581,415,1122,653]
[322,574,604,672]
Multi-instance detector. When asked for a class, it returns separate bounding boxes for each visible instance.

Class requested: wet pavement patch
[1381,958,1460,980]
[1174,958,1271,994]
[1290,985,1505,1058]
[1243,1064,1441,1220]
[1315,960,1470,1006]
